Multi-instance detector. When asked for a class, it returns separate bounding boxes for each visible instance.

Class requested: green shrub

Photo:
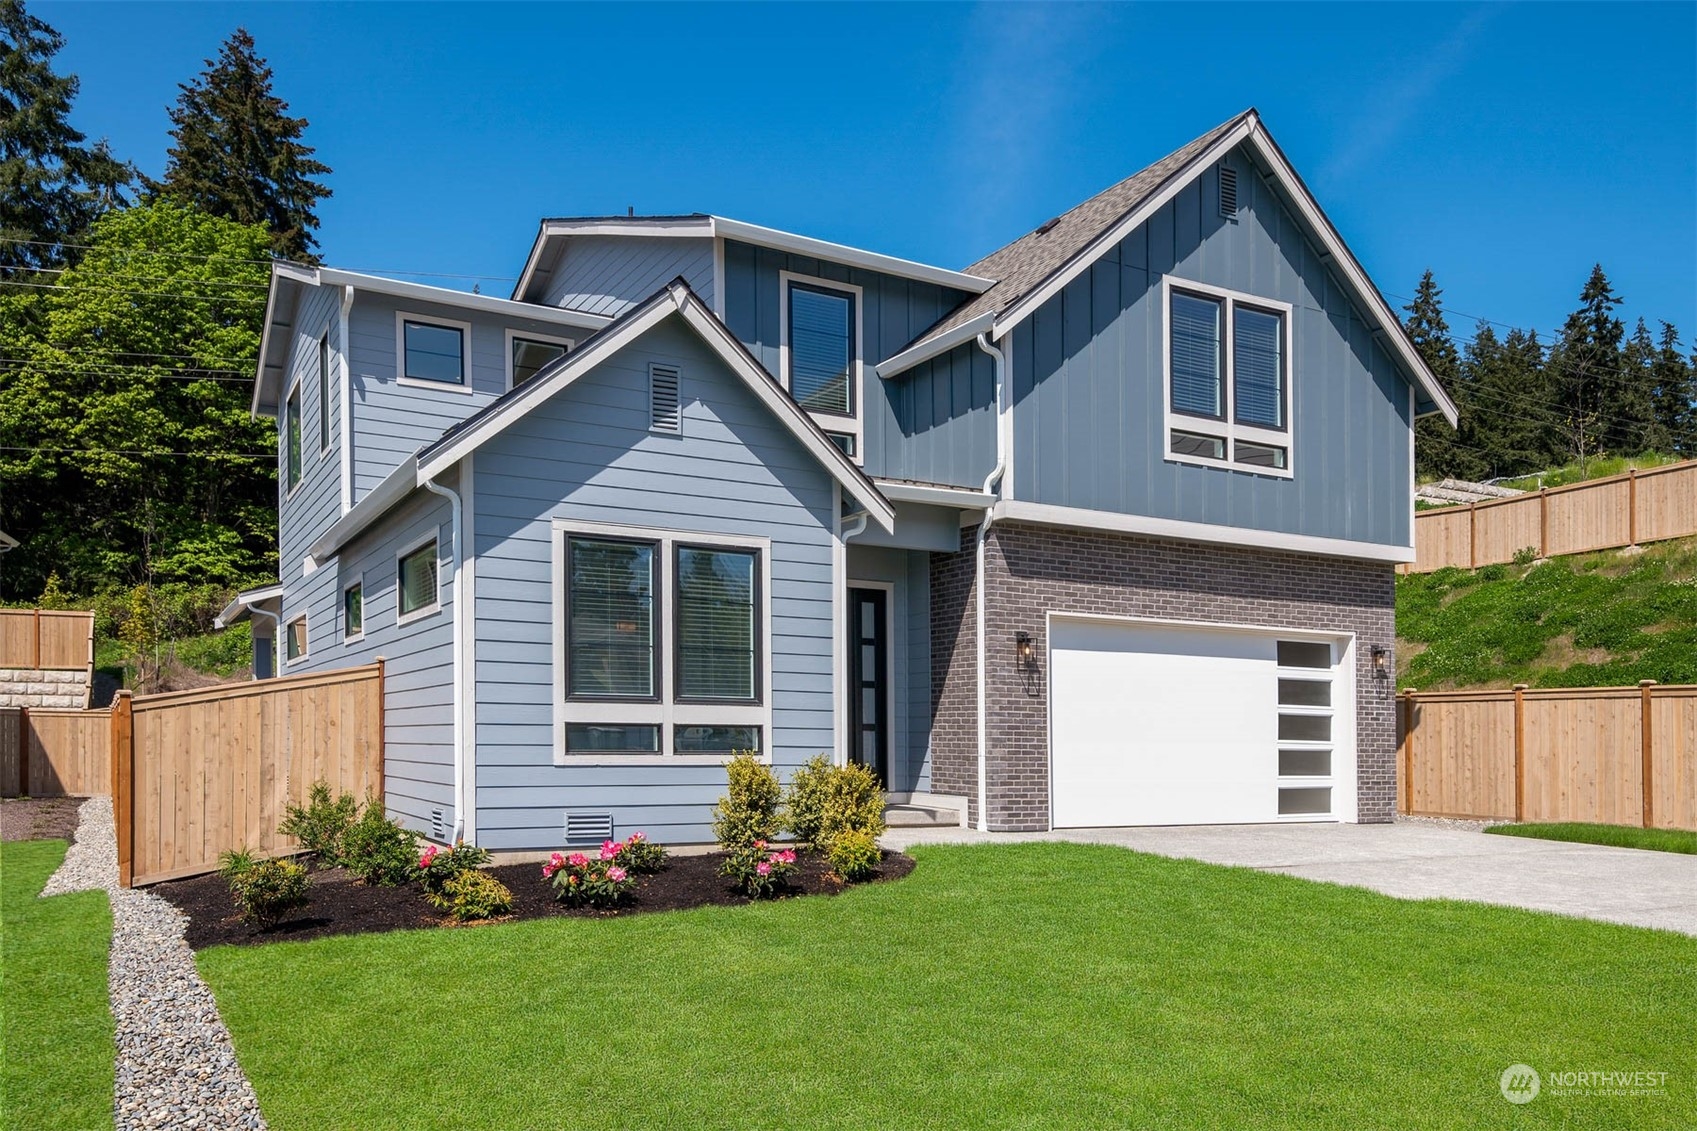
[719,840,797,899]
[826,828,882,882]
[417,841,491,907]
[711,754,781,851]
[217,846,257,880]
[612,832,668,874]
[279,781,360,864]
[229,858,310,925]
[442,870,513,921]
[783,756,885,850]
[543,850,636,908]
[340,803,418,886]
[1512,546,1539,567]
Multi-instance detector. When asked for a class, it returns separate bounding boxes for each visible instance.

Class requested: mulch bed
[156,849,916,949]
[0,796,85,842]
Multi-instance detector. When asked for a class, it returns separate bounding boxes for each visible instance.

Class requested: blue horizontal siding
[541,235,714,316]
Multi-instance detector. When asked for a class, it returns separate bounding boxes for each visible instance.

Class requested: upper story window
[1164,280,1293,477]
[396,312,471,389]
[318,333,333,454]
[780,272,863,460]
[284,383,302,494]
[507,329,573,389]
[397,535,441,623]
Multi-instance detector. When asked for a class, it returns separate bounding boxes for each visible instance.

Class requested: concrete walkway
[883,820,1697,935]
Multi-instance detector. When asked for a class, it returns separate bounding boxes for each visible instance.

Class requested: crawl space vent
[430,808,445,840]
[650,363,680,433]
[565,812,615,845]
[1218,165,1239,218]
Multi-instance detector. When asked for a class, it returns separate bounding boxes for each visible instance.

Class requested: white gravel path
[42,796,268,1131]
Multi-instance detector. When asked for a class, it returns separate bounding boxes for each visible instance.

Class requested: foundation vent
[564,811,615,845]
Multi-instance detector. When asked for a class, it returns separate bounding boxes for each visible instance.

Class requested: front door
[847,587,889,784]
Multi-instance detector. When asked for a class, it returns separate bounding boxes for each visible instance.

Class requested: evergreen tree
[1650,322,1697,455]
[1405,270,1479,480]
[153,28,330,260]
[1615,319,1666,455]
[1546,265,1625,471]
[1464,324,1553,477]
[0,0,132,270]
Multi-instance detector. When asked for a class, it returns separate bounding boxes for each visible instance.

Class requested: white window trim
[284,613,309,666]
[394,310,475,394]
[342,573,365,644]
[283,377,304,499]
[551,517,773,766]
[1161,277,1295,480]
[777,270,864,465]
[503,327,576,393]
[318,331,333,456]
[395,531,443,626]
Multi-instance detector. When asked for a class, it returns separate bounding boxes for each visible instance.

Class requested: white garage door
[1049,619,1345,827]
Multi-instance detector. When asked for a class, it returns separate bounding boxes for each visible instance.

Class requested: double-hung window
[780,272,862,461]
[1164,280,1293,475]
[396,312,471,389]
[555,521,768,762]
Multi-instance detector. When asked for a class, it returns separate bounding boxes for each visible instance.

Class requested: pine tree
[153,28,331,260]
[0,0,133,270]
[1650,322,1697,455]
[1615,319,1666,455]
[1546,265,1625,472]
[1464,324,1552,477]
[1405,270,1475,479]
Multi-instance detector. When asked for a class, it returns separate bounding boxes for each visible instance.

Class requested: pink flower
[568,853,588,868]
[607,865,628,882]
[628,832,646,843]
[756,861,772,876]
[754,840,766,849]
[541,861,559,878]
[774,849,796,865]
[419,845,438,868]
[599,845,617,862]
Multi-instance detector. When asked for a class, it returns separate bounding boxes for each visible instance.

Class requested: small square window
[403,321,465,384]
[824,431,857,457]
[285,616,307,662]
[398,540,439,619]
[343,582,364,640]
[512,336,568,386]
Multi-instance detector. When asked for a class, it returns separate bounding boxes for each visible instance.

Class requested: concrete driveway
[882,820,1697,935]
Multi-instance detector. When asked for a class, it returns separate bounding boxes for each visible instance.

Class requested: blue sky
[40,1,1697,344]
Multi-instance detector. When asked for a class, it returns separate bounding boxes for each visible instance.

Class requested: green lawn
[1396,536,1697,689]
[199,844,1696,1130]
[1485,822,1697,854]
[0,840,114,1131]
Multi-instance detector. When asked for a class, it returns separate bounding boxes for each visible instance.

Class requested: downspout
[973,331,1008,832]
[421,476,466,844]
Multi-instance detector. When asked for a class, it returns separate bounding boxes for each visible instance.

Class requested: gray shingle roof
[901,110,1253,355]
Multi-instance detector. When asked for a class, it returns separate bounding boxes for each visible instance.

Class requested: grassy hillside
[1396,537,1697,690]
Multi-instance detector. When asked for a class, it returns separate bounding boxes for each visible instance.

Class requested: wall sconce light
[1371,645,1390,680]
[1015,631,1036,670]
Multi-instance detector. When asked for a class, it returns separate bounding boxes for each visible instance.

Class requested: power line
[0,237,517,281]
[0,279,268,304]
[1,446,272,459]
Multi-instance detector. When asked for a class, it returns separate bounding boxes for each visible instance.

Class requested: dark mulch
[156,849,916,949]
[0,795,85,842]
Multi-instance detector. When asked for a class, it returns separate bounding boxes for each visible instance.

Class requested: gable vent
[430,808,445,840]
[564,811,615,845]
[1218,165,1239,218]
[650,363,681,433]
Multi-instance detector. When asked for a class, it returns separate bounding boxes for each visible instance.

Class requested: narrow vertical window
[318,333,333,453]
[1234,307,1285,429]
[285,615,307,662]
[786,283,854,415]
[1169,292,1224,419]
[343,582,363,640]
[675,546,757,702]
[284,385,302,492]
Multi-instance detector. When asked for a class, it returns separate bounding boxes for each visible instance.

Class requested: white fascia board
[213,583,284,630]
[251,266,315,417]
[874,312,996,379]
[307,454,420,562]
[0,529,17,551]
[874,480,994,509]
[711,217,996,293]
[545,217,714,238]
[314,267,613,333]
[993,499,1416,564]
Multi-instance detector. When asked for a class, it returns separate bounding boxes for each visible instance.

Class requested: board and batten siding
[845,545,932,794]
[1009,145,1414,549]
[470,314,839,849]
[541,235,715,316]
[720,239,995,489]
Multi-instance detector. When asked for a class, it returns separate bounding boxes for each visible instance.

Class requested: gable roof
[878,110,1458,426]
[415,278,894,531]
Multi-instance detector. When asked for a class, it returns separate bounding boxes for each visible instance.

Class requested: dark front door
[847,587,889,784]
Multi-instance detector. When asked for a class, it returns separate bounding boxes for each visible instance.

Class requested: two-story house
[221,110,1455,847]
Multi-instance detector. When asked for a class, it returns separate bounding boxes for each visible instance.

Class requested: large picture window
[554,522,769,762]
[1164,281,1293,476]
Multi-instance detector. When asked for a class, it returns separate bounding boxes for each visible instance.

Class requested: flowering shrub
[826,827,881,882]
[719,839,798,899]
[543,849,635,908]
[442,870,513,921]
[417,841,492,908]
[612,831,668,874]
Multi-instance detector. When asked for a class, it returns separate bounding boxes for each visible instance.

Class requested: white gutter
[874,312,996,380]
[421,475,468,845]
[973,331,1009,832]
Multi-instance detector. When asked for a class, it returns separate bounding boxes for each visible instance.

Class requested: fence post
[374,657,386,804]
[1400,689,1416,814]
[16,706,29,797]
[1628,467,1639,547]
[1640,679,1656,828]
[112,690,134,888]
[1538,488,1549,559]
[1467,502,1478,570]
[1512,684,1528,822]
[32,608,41,669]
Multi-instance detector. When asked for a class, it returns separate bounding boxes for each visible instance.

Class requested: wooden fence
[1398,682,1696,830]
[114,662,386,887]
[1405,459,1697,573]
[0,609,96,669]
[0,707,112,797]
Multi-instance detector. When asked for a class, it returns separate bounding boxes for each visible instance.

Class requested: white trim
[778,270,864,463]
[992,499,1416,563]
[283,612,309,666]
[416,281,895,533]
[845,577,897,782]
[550,517,773,765]
[1407,383,1417,552]
[341,572,365,645]
[213,584,284,630]
[395,529,443,626]
[394,310,474,392]
[318,265,611,331]
[459,455,477,844]
[874,312,995,379]
[872,480,994,509]
[832,488,848,767]
[502,327,576,393]
[309,455,418,562]
[1161,277,1296,480]
[338,285,354,514]
[711,236,726,319]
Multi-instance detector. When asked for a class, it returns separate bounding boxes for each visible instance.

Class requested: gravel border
[1394,812,1497,833]
[41,796,268,1131]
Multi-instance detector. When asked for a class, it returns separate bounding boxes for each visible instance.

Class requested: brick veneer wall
[930,521,1399,831]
